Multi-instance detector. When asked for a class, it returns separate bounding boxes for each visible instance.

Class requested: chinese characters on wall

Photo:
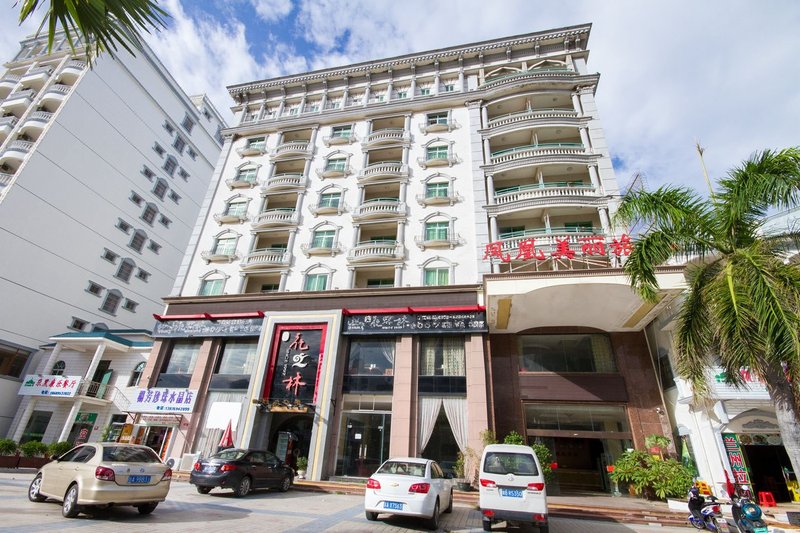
[482,234,633,263]
[264,326,325,405]
[128,387,198,413]
[722,433,752,485]
[18,375,82,397]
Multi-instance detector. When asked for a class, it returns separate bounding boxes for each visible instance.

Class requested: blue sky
[1,0,799,194]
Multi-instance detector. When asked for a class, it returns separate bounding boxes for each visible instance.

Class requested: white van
[478,444,548,532]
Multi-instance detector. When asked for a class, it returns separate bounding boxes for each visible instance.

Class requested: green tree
[615,147,800,479]
[17,0,169,61]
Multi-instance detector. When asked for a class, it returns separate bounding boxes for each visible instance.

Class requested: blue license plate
[128,475,151,484]
[384,501,403,511]
[500,488,523,498]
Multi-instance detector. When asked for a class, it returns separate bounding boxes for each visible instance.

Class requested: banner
[128,387,198,413]
[18,375,82,397]
[722,433,752,485]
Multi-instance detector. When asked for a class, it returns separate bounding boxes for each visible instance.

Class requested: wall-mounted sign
[129,388,198,413]
[343,311,487,335]
[482,234,633,264]
[722,433,752,485]
[18,375,82,397]
[262,324,326,405]
[152,317,263,338]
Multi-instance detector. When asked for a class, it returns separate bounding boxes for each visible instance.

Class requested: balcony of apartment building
[242,232,291,270]
[0,138,34,169]
[308,188,347,217]
[362,115,410,150]
[416,174,463,206]
[417,140,459,169]
[0,170,13,188]
[419,111,457,135]
[0,75,20,98]
[271,129,313,161]
[323,124,357,147]
[226,165,259,189]
[486,126,588,173]
[478,61,577,91]
[316,153,353,179]
[242,272,283,294]
[483,92,579,136]
[352,185,406,222]
[252,207,299,230]
[0,115,18,139]
[414,217,463,250]
[18,110,53,140]
[19,65,53,90]
[57,60,86,84]
[301,225,343,257]
[201,234,239,264]
[351,266,399,289]
[38,83,71,110]
[213,197,249,225]
[358,148,408,185]
[237,136,267,157]
[0,89,35,116]
[348,222,404,264]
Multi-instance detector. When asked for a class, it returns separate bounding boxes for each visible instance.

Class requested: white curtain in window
[443,398,468,452]
[421,341,437,375]
[442,337,465,376]
[418,397,442,452]
[377,339,395,367]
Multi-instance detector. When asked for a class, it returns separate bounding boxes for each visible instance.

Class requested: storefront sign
[262,325,326,405]
[128,387,198,413]
[722,433,752,485]
[18,375,82,397]
[140,414,183,425]
[152,317,262,338]
[482,233,633,263]
[343,311,487,335]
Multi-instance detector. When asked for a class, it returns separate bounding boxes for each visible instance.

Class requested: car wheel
[234,475,251,497]
[365,510,378,521]
[196,486,212,494]
[62,484,80,518]
[28,474,46,502]
[426,500,440,530]
[444,489,453,513]
[137,502,158,515]
[482,518,492,532]
[279,475,292,492]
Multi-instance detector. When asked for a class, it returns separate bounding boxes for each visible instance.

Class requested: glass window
[102,249,118,263]
[115,259,135,282]
[159,215,171,227]
[142,205,157,224]
[169,191,181,203]
[130,192,143,205]
[524,403,630,433]
[20,411,52,443]
[102,446,161,463]
[181,116,195,134]
[148,240,161,253]
[419,337,464,376]
[0,344,31,378]
[425,221,449,240]
[483,451,538,476]
[427,112,448,126]
[420,87,431,96]
[331,125,352,138]
[226,201,247,217]
[304,273,328,291]
[426,145,448,160]
[153,143,165,156]
[347,339,396,373]
[199,278,224,296]
[236,167,258,183]
[173,136,186,154]
[51,360,66,376]
[312,230,335,248]
[163,157,177,176]
[425,182,448,198]
[153,179,168,199]
[366,279,393,287]
[122,299,137,312]
[216,340,257,376]
[443,84,455,92]
[325,158,346,171]
[214,237,237,255]
[101,291,121,314]
[396,91,407,99]
[247,137,266,150]
[162,340,202,374]
[424,267,449,286]
[260,283,279,292]
[518,334,617,373]
[564,221,593,232]
[128,361,145,387]
[319,192,341,208]
[87,281,103,295]
[136,269,150,281]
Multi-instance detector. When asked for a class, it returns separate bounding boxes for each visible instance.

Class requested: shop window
[518,334,617,373]
[51,360,66,376]
[524,403,630,434]
[20,410,52,444]
[105,414,129,442]
[156,340,202,387]
[209,339,258,390]
[418,336,466,394]
[343,337,395,393]
[128,361,145,387]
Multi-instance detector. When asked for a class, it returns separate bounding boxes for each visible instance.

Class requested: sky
[1,0,798,193]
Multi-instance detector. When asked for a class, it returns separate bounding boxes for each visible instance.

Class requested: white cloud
[0,6,51,64]
[251,0,294,22]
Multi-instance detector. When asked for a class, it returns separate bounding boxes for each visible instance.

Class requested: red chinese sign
[722,433,752,484]
[483,234,633,263]
[263,325,327,405]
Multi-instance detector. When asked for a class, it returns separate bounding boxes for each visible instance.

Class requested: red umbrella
[724,469,735,498]
[219,420,234,449]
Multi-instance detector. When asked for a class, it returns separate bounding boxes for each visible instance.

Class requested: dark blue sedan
[190,449,294,497]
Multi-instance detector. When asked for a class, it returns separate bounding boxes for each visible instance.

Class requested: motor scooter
[687,495,723,531]
[728,492,769,533]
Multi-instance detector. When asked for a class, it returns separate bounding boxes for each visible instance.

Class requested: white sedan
[364,457,454,530]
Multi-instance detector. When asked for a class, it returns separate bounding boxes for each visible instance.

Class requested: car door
[50,446,96,498]
[263,451,283,487]
[40,446,82,497]
[246,452,268,488]
[429,462,445,503]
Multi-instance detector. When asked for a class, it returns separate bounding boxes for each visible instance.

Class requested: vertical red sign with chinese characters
[262,324,327,405]
[722,433,752,485]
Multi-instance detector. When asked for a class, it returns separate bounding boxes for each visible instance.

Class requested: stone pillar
[489,216,498,241]
[347,267,355,289]
[571,91,583,116]
[579,127,592,152]
[59,400,84,442]
[466,333,490,461]
[598,207,611,233]
[390,336,415,457]
[42,343,63,374]
[481,106,489,129]
[410,65,417,99]
[486,174,496,205]
[393,264,403,287]
[588,164,601,191]
[12,399,37,441]
[279,271,289,292]
[182,339,219,455]
[483,139,492,164]
[397,220,406,244]
[84,344,107,382]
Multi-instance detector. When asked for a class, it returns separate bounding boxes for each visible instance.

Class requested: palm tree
[615,147,800,480]
[17,0,168,61]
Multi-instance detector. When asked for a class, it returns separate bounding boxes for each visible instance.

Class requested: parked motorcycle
[729,492,769,533]
[687,495,723,531]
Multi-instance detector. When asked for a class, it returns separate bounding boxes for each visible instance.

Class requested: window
[312,230,335,248]
[331,125,352,139]
[235,166,258,183]
[304,273,328,291]
[161,340,202,374]
[102,249,118,263]
[519,334,617,373]
[564,221,593,232]
[187,147,197,160]
[163,121,175,134]
[288,106,299,115]
[319,192,341,208]
[425,221,449,240]
[153,143,165,156]
[260,283,279,292]
[210,339,258,390]
[163,156,177,176]
[420,87,431,96]
[129,230,147,252]
[129,192,143,206]
[20,411,52,444]
[347,338,395,375]
[178,168,189,180]
[141,204,157,225]
[524,403,630,434]
[199,278,224,295]
[213,236,237,255]
[367,279,393,287]
[0,343,31,378]
[142,166,155,180]
[419,337,465,376]
[424,267,449,286]
[128,361,145,387]
[69,317,88,331]
[425,182,449,198]
[443,84,455,92]
[181,115,195,134]
[426,145,448,160]
[122,299,138,312]
[168,191,181,203]
[148,240,161,253]
[115,259,135,282]
[427,112,448,126]
[117,219,132,233]
[159,215,172,227]
[101,291,122,314]
[325,158,346,172]
[247,137,266,150]
[87,281,103,295]
[136,269,150,282]
[153,179,168,199]
[396,91,407,99]
[51,360,66,376]
[225,200,248,217]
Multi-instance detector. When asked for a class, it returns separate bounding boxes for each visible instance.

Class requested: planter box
[17,457,50,469]
[0,455,19,468]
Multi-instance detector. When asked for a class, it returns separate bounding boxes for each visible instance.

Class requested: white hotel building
[0,32,226,437]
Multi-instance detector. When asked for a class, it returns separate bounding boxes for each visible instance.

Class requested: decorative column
[579,127,592,152]
[320,80,328,111]
[397,220,406,244]
[598,207,611,233]
[537,168,544,186]
[571,91,583,116]
[481,105,489,129]
[458,56,465,91]
[409,64,417,99]
[58,400,84,442]
[347,267,355,289]
[433,60,440,95]
[84,344,107,383]
[279,271,289,291]
[393,264,403,287]
[12,399,38,441]
[483,139,492,165]
[389,336,414,457]
[387,69,394,102]
[543,211,552,232]
[363,73,371,107]
[486,174,496,205]
[489,216,499,241]
[588,164,602,192]
[42,343,64,374]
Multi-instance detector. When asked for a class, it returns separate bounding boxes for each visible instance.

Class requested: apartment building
[0,32,227,437]
[134,24,682,490]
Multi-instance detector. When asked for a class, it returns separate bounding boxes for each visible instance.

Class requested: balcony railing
[271,140,311,158]
[323,133,356,147]
[24,66,53,76]
[352,198,405,220]
[0,172,14,187]
[414,233,463,250]
[487,108,579,129]
[213,211,247,225]
[0,75,20,85]
[492,227,604,259]
[362,128,410,148]
[225,175,258,188]
[260,173,307,193]
[357,161,408,183]
[201,249,238,263]
[77,379,116,401]
[308,201,345,217]
[0,116,18,128]
[237,143,266,156]
[416,190,463,206]
[347,240,404,262]
[252,208,298,228]
[489,143,586,165]
[480,67,575,89]
[316,163,352,179]
[4,88,34,102]
[5,139,34,154]
[241,248,291,269]
[417,153,458,169]
[494,182,597,204]
[301,241,342,256]
[44,83,71,96]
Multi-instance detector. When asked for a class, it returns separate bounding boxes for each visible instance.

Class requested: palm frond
[614,186,710,230]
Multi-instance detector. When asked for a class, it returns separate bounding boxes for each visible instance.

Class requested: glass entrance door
[336,412,391,477]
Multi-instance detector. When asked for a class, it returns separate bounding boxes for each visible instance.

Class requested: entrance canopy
[484,266,685,332]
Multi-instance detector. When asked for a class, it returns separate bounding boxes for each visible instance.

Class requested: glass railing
[491,143,584,158]
[482,67,573,85]
[499,227,602,239]
[495,182,591,194]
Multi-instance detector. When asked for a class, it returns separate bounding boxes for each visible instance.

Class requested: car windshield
[211,449,247,461]
[483,452,539,476]
[102,446,162,463]
[377,461,426,477]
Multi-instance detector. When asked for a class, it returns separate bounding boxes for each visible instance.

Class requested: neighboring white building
[0,32,227,436]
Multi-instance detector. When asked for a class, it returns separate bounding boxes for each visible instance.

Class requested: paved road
[0,473,689,532]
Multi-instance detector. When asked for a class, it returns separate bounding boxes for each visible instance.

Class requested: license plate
[128,475,151,484]
[204,466,217,473]
[500,488,523,498]
[384,501,403,511]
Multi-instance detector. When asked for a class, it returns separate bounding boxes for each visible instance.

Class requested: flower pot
[0,455,19,468]
[297,469,306,480]
[456,481,472,492]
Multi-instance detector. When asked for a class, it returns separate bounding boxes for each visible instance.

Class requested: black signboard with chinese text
[152,318,263,338]
[262,325,325,405]
[342,311,487,335]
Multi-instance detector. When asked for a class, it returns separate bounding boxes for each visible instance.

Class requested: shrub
[530,442,556,484]
[296,456,308,471]
[609,449,693,499]
[454,451,466,479]
[19,440,49,458]
[480,429,497,447]
[0,438,18,456]
[48,441,73,458]
[503,431,525,445]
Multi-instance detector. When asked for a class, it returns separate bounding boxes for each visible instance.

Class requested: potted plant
[18,440,50,469]
[609,444,694,500]
[454,451,472,491]
[296,456,308,479]
[48,441,73,459]
[0,438,19,468]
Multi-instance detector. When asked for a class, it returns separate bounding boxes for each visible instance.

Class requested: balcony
[479,67,577,90]
[316,162,352,179]
[414,233,463,250]
[201,249,238,263]
[416,190,462,207]
[352,198,405,221]
[19,111,52,138]
[417,152,458,170]
[0,139,33,164]
[241,248,291,269]
[491,227,606,262]
[260,173,307,194]
[20,66,53,89]
[323,132,356,147]
[225,175,258,189]
[39,83,71,107]
[213,210,248,225]
[347,240,404,263]
[419,118,457,135]
[301,241,342,257]
[0,75,20,97]
[0,172,13,187]
[486,143,589,172]
[251,208,298,229]
[0,89,35,115]
[0,116,18,138]
[271,140,312,160]
[237,142,266,157]
[362,128,410,149]
[486,108,579,131]
[309,200,346,217]
[58,60,86,83]
[357,161,408,184]
[488,182,602,215]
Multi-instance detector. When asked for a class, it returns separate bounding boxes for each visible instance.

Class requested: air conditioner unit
[178,453,200,472]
